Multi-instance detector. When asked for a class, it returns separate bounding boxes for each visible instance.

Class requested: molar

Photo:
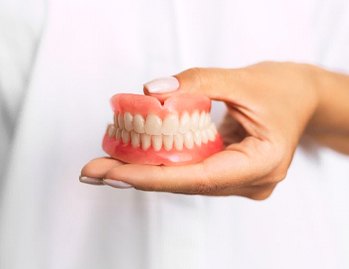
[199,111,206,129]
[124,112,133,131]
[133,114,145,133]
[206,129,215,141]
[118,114,124,129]
[162,114,179,135]
[163,135,174,151]
[204,113,211,127]
[121,130,130,144]
[131,131,140,148]
[141,133,151,150]
[114,114,119,128]
[174,133,184,151]
[108,125,116,137]
[115,128,122,140]
[193,130,202,146]
[201,130,208,144]
[179,112,190,134]
[191,111,199,130]
[184,132,194,149]
[145,114,162,135]
[151,135,162,151]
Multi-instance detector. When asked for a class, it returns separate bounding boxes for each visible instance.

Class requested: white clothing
[1,0,349,268]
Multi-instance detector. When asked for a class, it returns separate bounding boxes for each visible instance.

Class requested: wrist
[306,65,349,136]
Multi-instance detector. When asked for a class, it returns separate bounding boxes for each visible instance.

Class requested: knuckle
[184,67,205,87]
[268,169,288,184]
[249,188,275,201]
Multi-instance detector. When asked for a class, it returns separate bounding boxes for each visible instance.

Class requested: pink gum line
[102,132,223,166]
[110,93,211,118]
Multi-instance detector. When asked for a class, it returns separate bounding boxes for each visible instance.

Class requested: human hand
[80,62,321,200]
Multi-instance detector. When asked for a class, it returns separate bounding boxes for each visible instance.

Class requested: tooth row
[113,111,212,135]
[107,124,218,151]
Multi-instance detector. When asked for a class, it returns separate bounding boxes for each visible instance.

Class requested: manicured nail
[79,176,103,185]
[103,179,133,189]
[144,76,179,93]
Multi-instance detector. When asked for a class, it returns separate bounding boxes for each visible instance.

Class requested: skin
[80,62,349,200]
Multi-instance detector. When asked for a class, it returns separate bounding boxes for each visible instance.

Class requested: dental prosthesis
[102,93,223,165]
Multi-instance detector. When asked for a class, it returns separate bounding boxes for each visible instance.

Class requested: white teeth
[193,130,202,146]
[152,135,162,151]
[201,130,208,144]
[191,111,199,131]
[108,125,116,137]
[162,114,179,135]
[163,135,174,151]
[133,114,145,133]
[118,114,124,129]
[109,110,217,150]
[207,129,215,141]
[145,114,162,135]
[179,112,190,134]
[174,134,184,151]
[115,128,121,140]
[121,129,130,144]
[131,131,140,148]
[124,112,133,131]
[199,112,206,129]
[114,114,119,128]
[204,113,211,127]
[141,133,151,150]
[210,123,218,135]
[184,132,194,149]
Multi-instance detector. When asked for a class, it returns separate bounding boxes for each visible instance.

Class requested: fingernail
[103,179,133,189]
[144,76,179,93]
[79,176,103,185]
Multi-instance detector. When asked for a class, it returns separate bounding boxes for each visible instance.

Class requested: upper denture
[103,93,222,165]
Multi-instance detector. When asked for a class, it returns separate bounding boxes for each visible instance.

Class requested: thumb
[143,68,236,102]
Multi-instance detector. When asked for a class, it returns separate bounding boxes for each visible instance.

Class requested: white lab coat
[1,0,349,268]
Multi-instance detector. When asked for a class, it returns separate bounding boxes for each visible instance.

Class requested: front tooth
[115,128,122,140]
[133,114,145,133]
[141,133,151,150]
[174,134,184,151]
[108,125,116,137]
[191,111,199,130]
[204,113,211,127]
[114,114,119,128]
[124,112,133,131]
[152,135,162,151]
[193,130,202,146]
[131,131,140,148]
[121,130,130,144]
[201,130,208,144]
[145,114,162,135]
[162,114,179,135]
[184,132,194,149]
[199,112,206,129]
[207,129,215,141]
[118,114,124,129]
[163,135,173,151]
[179,112,190,133]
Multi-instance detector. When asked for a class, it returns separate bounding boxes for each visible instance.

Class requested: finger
[104,138,273,194]
[144,68,246,103]
[80,157,124,185]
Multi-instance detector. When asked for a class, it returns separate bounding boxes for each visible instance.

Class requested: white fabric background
[0,0,349,268]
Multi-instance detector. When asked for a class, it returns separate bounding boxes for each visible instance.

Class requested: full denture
[102,93,223,165]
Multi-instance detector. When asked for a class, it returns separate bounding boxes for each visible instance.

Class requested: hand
[80,62,326,199]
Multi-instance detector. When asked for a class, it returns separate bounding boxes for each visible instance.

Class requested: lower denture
[102,93,223,165]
